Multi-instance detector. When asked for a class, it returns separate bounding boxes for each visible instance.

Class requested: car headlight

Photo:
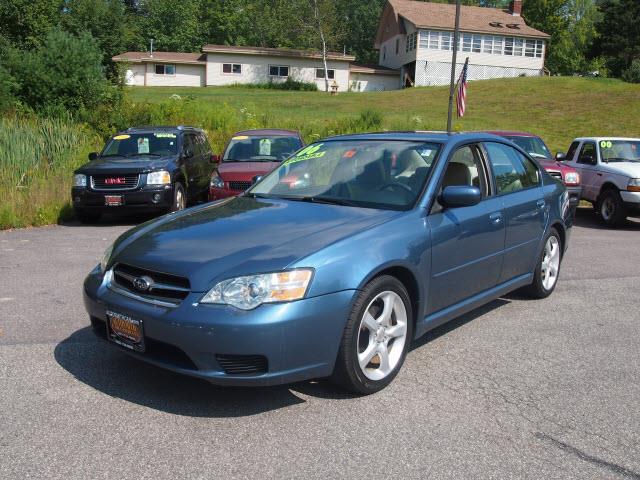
[200,269,314,310]
[563,172,580,186]
[628,178,640,192]
[210,172,225,189]
[73,174,87,187]
[100,243,114,273]
[147,170,171,185]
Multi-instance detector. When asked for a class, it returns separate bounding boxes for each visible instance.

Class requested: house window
[269,65,289,77]
[504,37,514,56]
[525,39,536,57]
[155,64,175,75]
[222,63,242,74]
[461,34,472,52]
[405,32,417,52]
[428,31,440,50]
[316,68,335,79]
[492,36,504,55]
[419,30,428,49]
[472,35,481,53]
[483,36,494,54]
[514,38,524,56]
[535,40,544,58]
[440,32,452,51]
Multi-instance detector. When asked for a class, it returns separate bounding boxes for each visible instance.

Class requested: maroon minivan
[209,129,304,200]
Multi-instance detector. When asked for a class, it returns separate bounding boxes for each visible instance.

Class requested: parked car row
[80,128,578,394]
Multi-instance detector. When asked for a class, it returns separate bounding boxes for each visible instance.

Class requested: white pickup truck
[560,137,640,227]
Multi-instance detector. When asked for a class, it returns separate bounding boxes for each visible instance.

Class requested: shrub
[622,59,640,84]
[4,28,117,113]
[230,78,318,91]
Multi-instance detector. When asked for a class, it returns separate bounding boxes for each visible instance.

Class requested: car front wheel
[330,275,413,394]
[171,182,186,213]
[597,188,626,227]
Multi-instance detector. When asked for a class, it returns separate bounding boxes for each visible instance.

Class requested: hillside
[128,77,640,153]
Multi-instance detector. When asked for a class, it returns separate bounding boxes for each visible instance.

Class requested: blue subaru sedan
[83,132,572,394]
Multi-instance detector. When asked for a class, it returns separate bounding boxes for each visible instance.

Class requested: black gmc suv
[72,126,215,223]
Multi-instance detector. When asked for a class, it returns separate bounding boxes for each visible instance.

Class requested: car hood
[110,196,400,292]
[601,162,640,178]
[76,155,175,174]
[217,161,281,180]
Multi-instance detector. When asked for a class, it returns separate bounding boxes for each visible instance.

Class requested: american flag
[456,58,469,117]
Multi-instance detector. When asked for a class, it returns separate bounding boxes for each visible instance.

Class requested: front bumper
[83,266,354,386]
[621,190,640,214]
[72,185,174,214]
[566,185,581,207]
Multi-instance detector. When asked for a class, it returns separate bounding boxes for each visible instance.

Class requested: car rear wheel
[523,227,562,299]
[597,188,626,227]
[330,275,413,394]
[171,183,186,212]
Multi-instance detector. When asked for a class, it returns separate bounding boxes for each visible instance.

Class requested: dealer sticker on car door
[106,310,145,352]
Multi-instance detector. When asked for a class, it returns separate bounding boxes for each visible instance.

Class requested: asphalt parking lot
[1,208,639,479]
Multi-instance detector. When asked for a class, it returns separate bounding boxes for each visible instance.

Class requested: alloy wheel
[175,188,185,211]
[356,291,408,381]
[540,236,560,291]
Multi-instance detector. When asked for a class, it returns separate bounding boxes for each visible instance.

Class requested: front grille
[548,171,563,181]
[228,181,252,191]
[112,263,190,306]
[91,174,139,190]
[216,354,268,375]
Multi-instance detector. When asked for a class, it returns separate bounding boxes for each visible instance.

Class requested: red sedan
[209,129,304,200]
[486,131,582,214]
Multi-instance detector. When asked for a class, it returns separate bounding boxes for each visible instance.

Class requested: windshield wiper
[99,154,124,158]
[297,196,358,207]
[125,152,162,157]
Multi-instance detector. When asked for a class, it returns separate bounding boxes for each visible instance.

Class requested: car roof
[321,131,506,144]
[119,126,203,135]
[573,137,640,142]
[233,129,301,137]
[482,130,539,138]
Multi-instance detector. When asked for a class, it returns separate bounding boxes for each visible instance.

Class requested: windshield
[248,140,440,210]
[505,136,552,159]
[102,132,178,158]
[223,135,303,162]
[599,140,640,163]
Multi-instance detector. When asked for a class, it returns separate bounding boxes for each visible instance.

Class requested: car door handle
[489,212,503,225]
[536,199,546,210]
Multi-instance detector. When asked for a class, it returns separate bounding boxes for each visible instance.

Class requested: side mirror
[555,152,566,161]
[440,185,482,208]
[211,154,221,164]
[88,152,99,161]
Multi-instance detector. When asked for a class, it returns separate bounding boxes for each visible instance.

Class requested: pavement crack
[535,432,640,479]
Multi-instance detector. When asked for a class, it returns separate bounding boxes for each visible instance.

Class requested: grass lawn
[127,76,640,153]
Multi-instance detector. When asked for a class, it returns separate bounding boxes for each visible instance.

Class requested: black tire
[330,275,414,395]
[596,188,627,227]
[170,182,186,212]
[522,227,562,299]
[75,210,101,224]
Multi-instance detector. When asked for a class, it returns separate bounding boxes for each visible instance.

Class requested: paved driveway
[1,208,639,479]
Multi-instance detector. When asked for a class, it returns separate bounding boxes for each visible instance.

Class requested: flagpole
[447,0,462,134]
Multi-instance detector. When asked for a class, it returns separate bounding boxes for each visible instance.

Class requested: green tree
[523,0,599,75]
[136,0,205,52]
[335,0,386,64]
[62,0,137,78]
[5,28,115,112]
[0,0,63,48]
[591,0,640,78]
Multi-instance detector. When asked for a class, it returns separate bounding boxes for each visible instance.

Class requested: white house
[114,45,400,92]
[375,0,550,86]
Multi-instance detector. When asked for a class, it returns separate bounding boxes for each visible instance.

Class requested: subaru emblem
[133,275,153,292]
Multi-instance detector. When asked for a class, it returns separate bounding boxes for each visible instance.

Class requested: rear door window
[484,142,540,194]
